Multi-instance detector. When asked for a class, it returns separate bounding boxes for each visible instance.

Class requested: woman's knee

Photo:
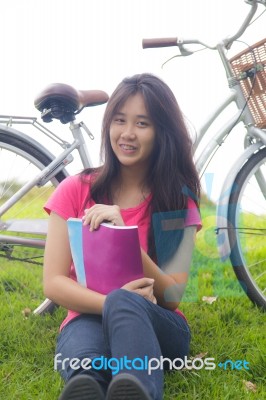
[103,289,144,316]
[104,288,129,307]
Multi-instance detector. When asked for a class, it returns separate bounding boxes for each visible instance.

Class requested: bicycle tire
[0,129,67,315]
[227,146,266,310]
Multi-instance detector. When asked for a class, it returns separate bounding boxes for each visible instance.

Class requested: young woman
[44,73,201,400]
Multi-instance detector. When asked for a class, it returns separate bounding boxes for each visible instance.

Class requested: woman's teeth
[121,144,136,150]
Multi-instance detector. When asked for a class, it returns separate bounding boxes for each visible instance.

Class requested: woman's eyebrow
[114,112,151,120]
[114,112,125,117]
[137,115,150,120]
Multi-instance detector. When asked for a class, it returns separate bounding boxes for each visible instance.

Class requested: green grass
[0,199,265,399]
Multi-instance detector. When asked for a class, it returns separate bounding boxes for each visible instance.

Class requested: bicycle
[0,0,265,316]
[142,0,266,309]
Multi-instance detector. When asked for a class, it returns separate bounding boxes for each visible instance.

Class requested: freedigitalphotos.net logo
[54,354,250,375]
[54,354,216,375]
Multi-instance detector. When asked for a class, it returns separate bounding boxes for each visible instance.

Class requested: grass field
[0,198,265,399]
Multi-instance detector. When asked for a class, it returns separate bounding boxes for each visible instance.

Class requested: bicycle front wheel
[227,146,266,310]
[0,129,67,315]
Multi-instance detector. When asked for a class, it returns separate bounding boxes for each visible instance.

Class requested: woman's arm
[141,226,197,310]
[43,211,107,314]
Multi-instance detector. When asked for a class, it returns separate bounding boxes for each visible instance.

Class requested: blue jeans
[55,289,191,400]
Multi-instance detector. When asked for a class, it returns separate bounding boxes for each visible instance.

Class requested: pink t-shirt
[44,174,201,330]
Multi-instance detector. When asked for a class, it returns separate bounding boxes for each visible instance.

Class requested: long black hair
[81,73,200,263]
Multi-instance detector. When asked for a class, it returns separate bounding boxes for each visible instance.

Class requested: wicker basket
[230,38,266,128]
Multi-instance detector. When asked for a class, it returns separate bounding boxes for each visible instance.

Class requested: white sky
[0,0,265,200]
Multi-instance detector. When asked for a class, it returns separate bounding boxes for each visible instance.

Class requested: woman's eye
[114,118,125,124]
[137,121,148,127]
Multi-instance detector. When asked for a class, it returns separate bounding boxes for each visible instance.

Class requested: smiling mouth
[119,144,137,151]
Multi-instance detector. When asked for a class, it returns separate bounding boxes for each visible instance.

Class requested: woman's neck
[118,165,148,190]
[111,167,151,208]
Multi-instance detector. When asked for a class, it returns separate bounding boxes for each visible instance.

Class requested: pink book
[67,218,144,294]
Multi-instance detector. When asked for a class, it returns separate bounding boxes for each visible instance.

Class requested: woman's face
[109,93,156,172]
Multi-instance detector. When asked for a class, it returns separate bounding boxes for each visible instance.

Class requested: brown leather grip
[142,37,178,49]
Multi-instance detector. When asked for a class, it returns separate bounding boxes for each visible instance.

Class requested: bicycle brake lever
[162,45,193,68]
[179,44,194,56]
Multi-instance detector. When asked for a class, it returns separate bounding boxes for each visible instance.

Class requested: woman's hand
[122,277,157,304]
[83,204,125,231]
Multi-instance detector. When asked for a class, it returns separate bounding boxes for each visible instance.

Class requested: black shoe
[58,375,104,400]
[106,373,152,400]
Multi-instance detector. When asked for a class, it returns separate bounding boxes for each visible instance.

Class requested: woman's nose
[120,124,136,139]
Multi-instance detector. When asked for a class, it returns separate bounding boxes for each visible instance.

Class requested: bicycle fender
[0,124,63,163]
[216,142,262,261]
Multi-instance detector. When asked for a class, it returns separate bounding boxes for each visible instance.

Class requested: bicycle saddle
[34,83,109,124]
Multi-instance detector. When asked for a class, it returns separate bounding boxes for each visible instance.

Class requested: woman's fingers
[122,277,154,291]
[87,213,103,231]
[82,205,124,230]
[135,285,157,304]
[122,277,157,303]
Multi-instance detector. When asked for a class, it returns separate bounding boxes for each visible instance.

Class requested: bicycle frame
[0,117,94,245]
[194,90,266,176]
[0,117,94,217]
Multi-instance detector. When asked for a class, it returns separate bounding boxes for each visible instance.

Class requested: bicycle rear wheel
[227,146,266,310]
[0,129,67,315]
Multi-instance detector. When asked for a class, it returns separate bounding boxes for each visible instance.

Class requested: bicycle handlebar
[142,0,265,53]
[142,37,179,49]
[224,0,258,47]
